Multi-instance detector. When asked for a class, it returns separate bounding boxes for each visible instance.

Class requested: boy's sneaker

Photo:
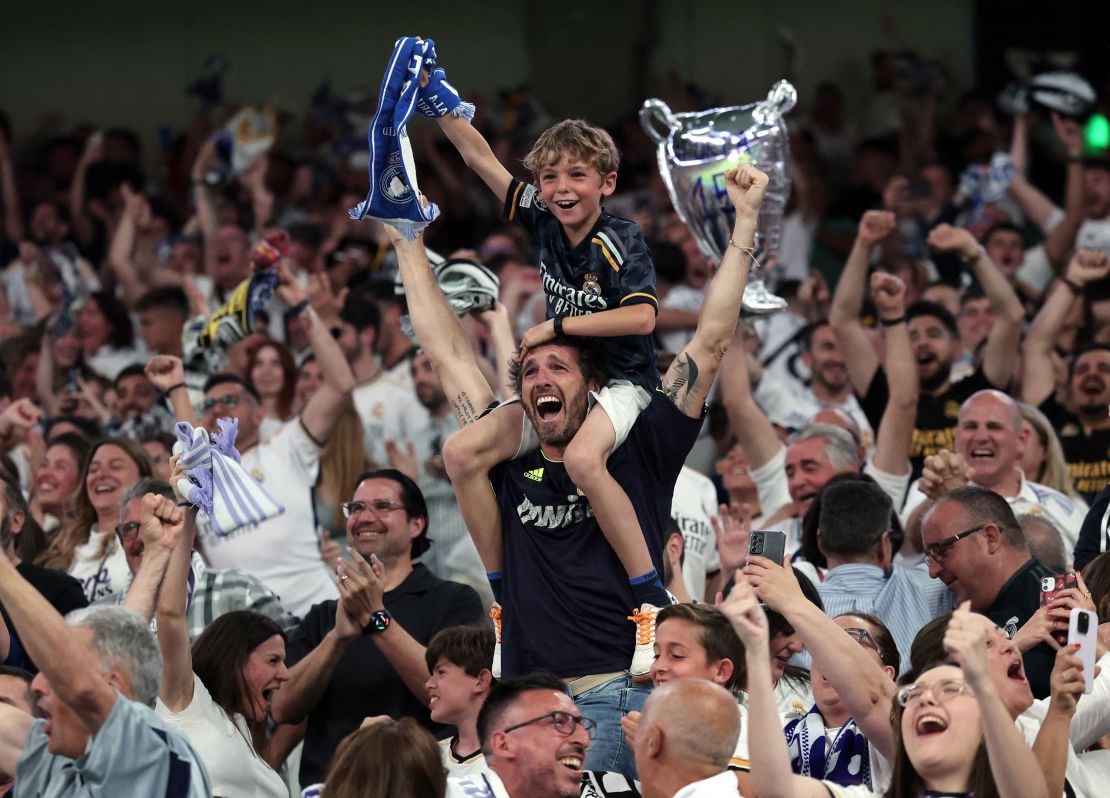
[628,603,660,680]
[490,603,502,678]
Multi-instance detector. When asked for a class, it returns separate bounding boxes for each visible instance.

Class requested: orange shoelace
[627,607,657,645]
[489,604,502,642]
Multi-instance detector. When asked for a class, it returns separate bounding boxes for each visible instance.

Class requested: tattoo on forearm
[451,393,480,427]
[662,353,700,411]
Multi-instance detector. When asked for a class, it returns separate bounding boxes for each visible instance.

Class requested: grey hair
[117,478,175,525]
[66,606,163,708]
[1017,513,1067,572]
[791,423,860,471]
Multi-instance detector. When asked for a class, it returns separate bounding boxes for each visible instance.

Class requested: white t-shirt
[196,420,339,616]
[69,525,131,603]
[671,466,721,603]
[439,737,491,779]
[754,374,873,446]
[156,674,286,797]
[352,372,430,467]
[658,284,705,355]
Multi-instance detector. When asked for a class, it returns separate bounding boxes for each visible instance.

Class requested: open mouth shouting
[534,393,565,423]
[554,199,580,211]
[914,711,949,739]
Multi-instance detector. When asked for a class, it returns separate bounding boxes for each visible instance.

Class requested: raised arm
[1043,114,1086,269]
[154,491,198,712]
[721,574,831,798]
[0,703,32,778]
[662,166,764,418]
[106,185,152,307]
[926,224,1024,389]
[829,211,895,395]
[0,541,117,736]
[716,339,782,472]
[120,491,186,622]
[435,115,513,204]
[390,229,495,424]
[870,272,916,477]
[1022,251,1109,405]
[944,604,1049,798]
[145,355,198,427]
[281,268,356,445]
[190,138,219,246]
[742,555,898,760]
[1032,644,1086,798]
[68,134,102,250]
[479,303,519,400]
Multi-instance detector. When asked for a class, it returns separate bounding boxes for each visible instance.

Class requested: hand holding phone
[1067,608,1098,694]
[747,530,787,567]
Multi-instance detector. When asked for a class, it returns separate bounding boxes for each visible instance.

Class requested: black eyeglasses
[843,627,883,662]
[115,521,142,543]
[923,524,986,564]
[201,393,241,413]
[341,499,406,519]
[502,710,597,740]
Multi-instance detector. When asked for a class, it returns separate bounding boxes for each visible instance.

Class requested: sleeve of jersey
[612,227,658,313]
[502,178,545,236]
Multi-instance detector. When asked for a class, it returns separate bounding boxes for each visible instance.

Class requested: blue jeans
[574,674,651,780]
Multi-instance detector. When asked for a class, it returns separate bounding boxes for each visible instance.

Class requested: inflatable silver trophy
[640,80,797,314]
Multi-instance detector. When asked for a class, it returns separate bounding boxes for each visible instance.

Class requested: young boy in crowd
[428,69,668,675]
[425,624,497,777]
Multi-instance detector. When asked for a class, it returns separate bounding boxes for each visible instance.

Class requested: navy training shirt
[504,178,659,389]
[491,391,704,676]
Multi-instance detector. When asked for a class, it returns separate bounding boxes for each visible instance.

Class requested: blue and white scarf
[173,419,284,537]
[784,705,871,787]
[348,36,443,239]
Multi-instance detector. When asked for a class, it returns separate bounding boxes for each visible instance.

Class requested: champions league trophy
[641,80,797,314]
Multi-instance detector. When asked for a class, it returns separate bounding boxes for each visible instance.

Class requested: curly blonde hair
[522,119,620,178]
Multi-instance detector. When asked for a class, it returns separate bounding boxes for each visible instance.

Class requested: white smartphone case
[1067,608,1098,695]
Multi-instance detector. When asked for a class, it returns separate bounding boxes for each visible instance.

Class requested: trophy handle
[753,80,798,124]
[639,99,677,144]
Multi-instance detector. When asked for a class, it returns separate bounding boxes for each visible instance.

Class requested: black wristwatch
[363,609,392,635]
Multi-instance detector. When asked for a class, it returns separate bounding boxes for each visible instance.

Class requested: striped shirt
[816,562,955,675]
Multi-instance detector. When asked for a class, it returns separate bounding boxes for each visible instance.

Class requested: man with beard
[830,212,1025,481]
[398,166,767,778]
[103,364,171,439]
[752,320,873,441]
[1023,250,1110,507]
[271,469,484,787]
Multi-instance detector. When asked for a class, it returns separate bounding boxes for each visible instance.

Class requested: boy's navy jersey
[504,178,659,389]
[490,391,704,676]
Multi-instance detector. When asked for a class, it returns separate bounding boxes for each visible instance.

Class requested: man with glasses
[449,673,640,798]
[920,485,1057,698]
[273,469,484,788]
[95,478,296,639]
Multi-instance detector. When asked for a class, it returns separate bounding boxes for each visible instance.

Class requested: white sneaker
[490,603,502,678]
[628,603,660,679]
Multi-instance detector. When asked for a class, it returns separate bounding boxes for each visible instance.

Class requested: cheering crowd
[2,34,1110,798]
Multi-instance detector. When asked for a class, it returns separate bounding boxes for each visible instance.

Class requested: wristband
[166,382,188,395]
[553,316,564,337]
[727,237,755,252]
[879,315,906,327]
[287,299,310,317]
[1063,277,1084,295]
[363,609,392,634]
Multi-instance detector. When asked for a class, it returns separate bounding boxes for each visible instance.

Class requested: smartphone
[1040,573,1078,607]
[1067,608,1098,694]
[748,530,787,566]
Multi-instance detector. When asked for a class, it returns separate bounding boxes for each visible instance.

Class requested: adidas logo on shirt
[523,467,544,482]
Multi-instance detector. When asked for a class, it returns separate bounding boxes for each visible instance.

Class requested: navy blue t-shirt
[504,178,659,389]
[491,391,704,676]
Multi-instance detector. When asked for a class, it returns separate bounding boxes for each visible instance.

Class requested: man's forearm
[829,238,871,325]
[372,623,431,706]
[305,308,355,395]
[121,548,174,621]
[1045,161,1085,268]
[688,221,754,356]
[872,318,916,476]
[272,629,353,724]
